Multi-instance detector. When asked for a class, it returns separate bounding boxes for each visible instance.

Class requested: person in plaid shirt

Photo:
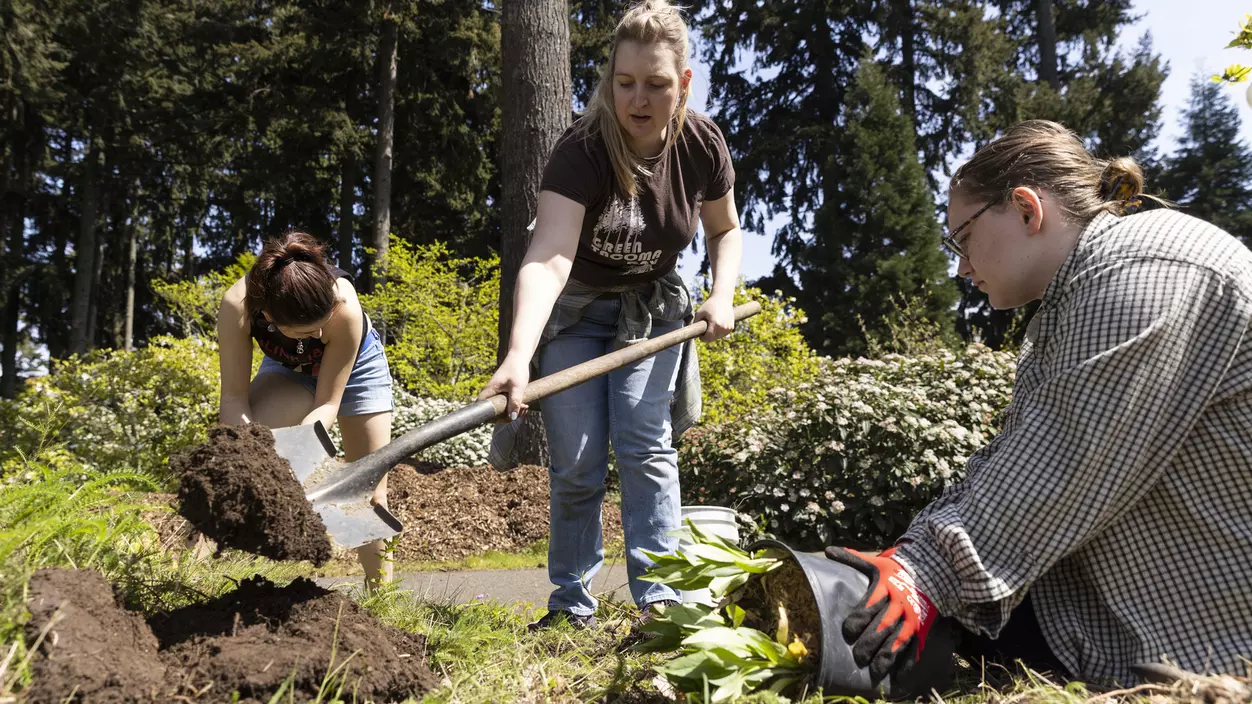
[825,120,1252,687]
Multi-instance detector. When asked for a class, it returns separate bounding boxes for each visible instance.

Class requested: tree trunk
[368,5,398,292]
[70,128,102,355]
[1036,0,1059,91]
[123,186,140,351]
[339,149,357,272]
[498,0,572,468]
[894,0,916,118]
[88,151,120,352]
[1,104,32,399]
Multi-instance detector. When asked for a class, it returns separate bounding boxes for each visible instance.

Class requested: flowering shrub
[1,336,221,485]
[680,346,1017,549]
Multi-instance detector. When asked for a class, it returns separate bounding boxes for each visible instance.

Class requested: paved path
[316,562,634,608]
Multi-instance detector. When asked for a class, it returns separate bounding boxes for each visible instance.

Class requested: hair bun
[1099,156,1144,202]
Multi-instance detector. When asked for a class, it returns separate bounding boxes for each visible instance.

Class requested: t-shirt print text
[591,195,663,275]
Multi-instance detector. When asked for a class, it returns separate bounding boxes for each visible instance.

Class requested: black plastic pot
[748,539,957,700]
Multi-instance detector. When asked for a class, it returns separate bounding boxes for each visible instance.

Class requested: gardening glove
[824,545,937,683]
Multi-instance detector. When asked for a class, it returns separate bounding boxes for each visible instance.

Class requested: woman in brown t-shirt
[478,0,744,630]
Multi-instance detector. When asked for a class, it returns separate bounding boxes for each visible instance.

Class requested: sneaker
[527,610,597,632]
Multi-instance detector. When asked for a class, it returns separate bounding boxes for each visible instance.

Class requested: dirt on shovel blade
[24,568,439,703]
[174,423,333,565]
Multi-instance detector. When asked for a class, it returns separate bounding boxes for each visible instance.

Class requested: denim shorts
[255,328,394,416]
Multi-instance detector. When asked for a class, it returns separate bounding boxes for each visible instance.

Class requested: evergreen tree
[569,0,629,106]
[1159,75,1252,245]
[795,58,955,356]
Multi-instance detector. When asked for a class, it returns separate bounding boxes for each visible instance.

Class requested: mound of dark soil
[153,575,439,701]
[174,424,332,565]
[24,568,437,704]
[24,569,167,704]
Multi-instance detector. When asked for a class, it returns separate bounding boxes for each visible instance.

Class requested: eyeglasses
[942,200,996,259]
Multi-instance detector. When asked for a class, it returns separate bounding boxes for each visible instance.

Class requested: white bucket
[678,505,741,605]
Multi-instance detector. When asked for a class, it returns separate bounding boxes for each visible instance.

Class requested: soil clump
[174,424,332,565]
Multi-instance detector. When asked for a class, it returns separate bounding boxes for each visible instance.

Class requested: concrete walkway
[315,561,634,608]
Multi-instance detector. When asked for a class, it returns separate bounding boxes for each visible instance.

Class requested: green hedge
[679,346,1016,549]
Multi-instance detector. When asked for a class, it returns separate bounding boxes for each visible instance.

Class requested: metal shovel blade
[269,423,403,549]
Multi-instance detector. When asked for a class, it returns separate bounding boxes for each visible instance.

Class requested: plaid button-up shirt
[897,210,1252,683]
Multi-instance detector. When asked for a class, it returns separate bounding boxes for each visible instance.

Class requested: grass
[351,580,669,703]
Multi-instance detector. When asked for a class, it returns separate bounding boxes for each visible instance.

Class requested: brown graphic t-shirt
[540,111,735,286]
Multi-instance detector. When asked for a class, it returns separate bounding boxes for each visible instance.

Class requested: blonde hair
[575,0,691,198]
[951,120,1169,222]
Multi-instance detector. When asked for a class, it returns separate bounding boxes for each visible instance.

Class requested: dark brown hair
[951,119,1169,221]
[244,231,338,326]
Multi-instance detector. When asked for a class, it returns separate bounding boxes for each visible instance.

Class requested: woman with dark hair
[217,231,394,587]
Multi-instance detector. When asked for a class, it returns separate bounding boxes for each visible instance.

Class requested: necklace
[296,339,304,354]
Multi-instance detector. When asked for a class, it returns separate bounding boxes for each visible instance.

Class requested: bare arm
[478,190,585,416]
[695,189,744,341]
[302,279,365,429]
[217,277,255,425]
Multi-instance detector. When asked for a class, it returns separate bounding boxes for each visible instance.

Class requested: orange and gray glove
[824,545,937,682]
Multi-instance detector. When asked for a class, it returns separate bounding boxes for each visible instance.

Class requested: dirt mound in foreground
[24,568,437,703]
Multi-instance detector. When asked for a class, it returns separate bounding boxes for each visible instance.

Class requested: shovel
[271,301,762,549]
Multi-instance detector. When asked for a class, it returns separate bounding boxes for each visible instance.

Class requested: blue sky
[677,0,1252,284]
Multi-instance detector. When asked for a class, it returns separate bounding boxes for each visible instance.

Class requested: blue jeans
[539,297,683,616]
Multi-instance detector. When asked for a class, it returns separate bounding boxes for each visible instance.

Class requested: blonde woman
[479,0,743,629]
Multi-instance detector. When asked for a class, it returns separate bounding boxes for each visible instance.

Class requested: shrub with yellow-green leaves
[361,237,499,401]
[0,336,220,485]
[696,286,821,426]
[151,253,255,338]
[680,346,1017,549]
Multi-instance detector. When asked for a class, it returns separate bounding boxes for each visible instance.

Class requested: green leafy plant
[639,520,780,599]
[637,521,811,703]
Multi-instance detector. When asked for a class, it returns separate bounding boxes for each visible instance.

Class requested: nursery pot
[748,539,957,700]
[678,506,741,605]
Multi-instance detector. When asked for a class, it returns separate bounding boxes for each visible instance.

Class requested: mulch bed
[386,462,625,563]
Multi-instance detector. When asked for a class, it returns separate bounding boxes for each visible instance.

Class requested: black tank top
[249,264,370,377]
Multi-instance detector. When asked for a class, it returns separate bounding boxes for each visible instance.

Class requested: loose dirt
[737,559,822,660]
[174,424,333,565]
[24,567,437,703]
[386,462,625,562]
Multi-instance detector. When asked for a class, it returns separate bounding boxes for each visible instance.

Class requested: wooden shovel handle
[313,301,763,501]
[484,300,762,415]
